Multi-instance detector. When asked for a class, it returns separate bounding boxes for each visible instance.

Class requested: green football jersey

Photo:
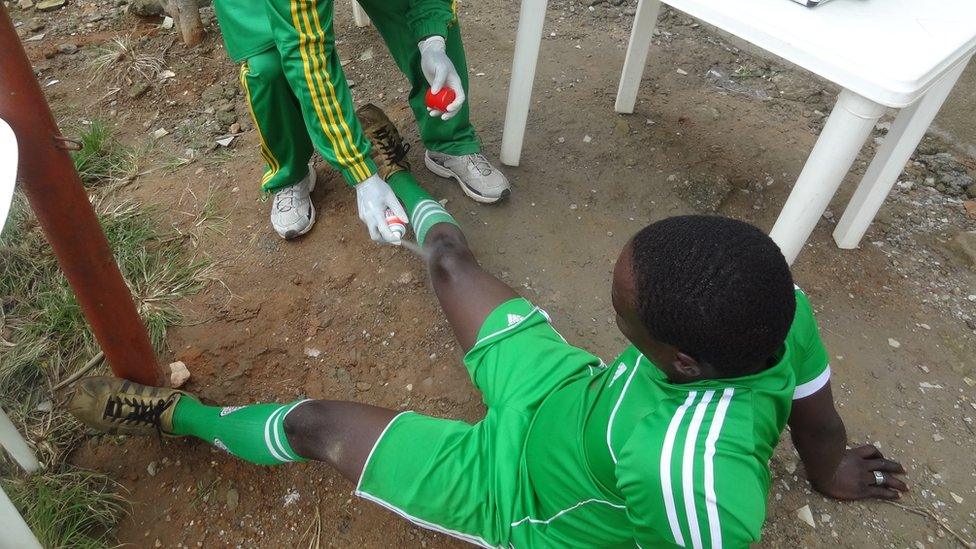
[514,288,829,548]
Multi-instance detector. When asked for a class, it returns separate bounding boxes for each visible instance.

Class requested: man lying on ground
[69,107,907,548]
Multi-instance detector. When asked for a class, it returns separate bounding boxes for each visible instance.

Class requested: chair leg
[500,0,550,167]
[615,0,662,114]
[833,57,970,249]
[0,407,39,473]
[769,89,886,264]
[352,0,371,28]
[0,487,43,549]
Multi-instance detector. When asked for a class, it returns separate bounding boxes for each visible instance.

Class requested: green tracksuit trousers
[220,0,481,192]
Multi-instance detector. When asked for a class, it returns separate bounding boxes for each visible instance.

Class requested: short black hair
[630,215,796,377]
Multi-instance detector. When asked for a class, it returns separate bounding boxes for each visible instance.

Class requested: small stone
[168,361,190,388]
[161,15,174,29]
[151,127,169,139]
[963,377,975,387]
[215,136,235,147]
[676,68,689,75]
[154,539,162,548]
[228,122,241,134]
[914,542,924,549]
[359,48,374,61]
[128,82,149,98]
[949,492,964,504]
[128,0,164,16]
[582,134,592,143]
[932,433,943,442]
[56,43,77,55]
[557,137,565,143]
[967,183,976,199]
[226,488,239,510]
[27,19,45,31]
[147,461,158,477]
[216,110,237,126]
[887,338,901,348]
[17,0,34,9]
[405,383,413,392]
[398,271,414,285]
[304,347,321,358]
[356,382,372,392]
[952,231,976,268]
[795,505,815,529]
[35,0,66,11]
[201,85,225,104]
[35,400,52,412]
[158,69,176,80]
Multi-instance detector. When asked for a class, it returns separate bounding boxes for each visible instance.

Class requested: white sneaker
[270,164,316,240]
[425,150,511,204]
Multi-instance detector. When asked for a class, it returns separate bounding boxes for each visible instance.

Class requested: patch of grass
[70,121,144,187]
[89,35,165,89]
[1,468,128,549]
[0,121,211,547]
[0,196,208,395]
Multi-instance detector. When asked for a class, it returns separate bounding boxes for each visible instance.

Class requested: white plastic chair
[501,0,976,264]
[0,118,43,549]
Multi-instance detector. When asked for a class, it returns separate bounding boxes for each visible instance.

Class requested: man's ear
[672,352,702,378]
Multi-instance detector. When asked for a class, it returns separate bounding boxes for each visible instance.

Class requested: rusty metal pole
[0,6,162,386]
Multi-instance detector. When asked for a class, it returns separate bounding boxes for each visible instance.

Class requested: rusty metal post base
[0,5,162,386]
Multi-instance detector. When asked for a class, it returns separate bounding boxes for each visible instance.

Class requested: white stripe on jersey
[793,365,831,400]
[681,390,715,549]
[660,391,697,547]
[703,388,735,549]
[606,357,642,464]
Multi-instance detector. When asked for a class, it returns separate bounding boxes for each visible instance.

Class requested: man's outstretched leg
[68,377,396,482]
[357,104,517,351]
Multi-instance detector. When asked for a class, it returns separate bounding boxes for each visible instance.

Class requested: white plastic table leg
[615,0,662,114]
[351,0,370,28]
[500,0,550,167]
[0,487,42,549]
[0,408,39,473]
[833,57,970,249]
[770,89,886,264]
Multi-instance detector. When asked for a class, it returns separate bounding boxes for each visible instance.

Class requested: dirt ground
[10,0,976,546]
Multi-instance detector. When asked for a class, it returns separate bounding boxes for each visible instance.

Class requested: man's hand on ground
[355,174,408,244]
[419,36,465,120]
[813,444,908,501]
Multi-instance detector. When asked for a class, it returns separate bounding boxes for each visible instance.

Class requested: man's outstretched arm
[788,381,908,500]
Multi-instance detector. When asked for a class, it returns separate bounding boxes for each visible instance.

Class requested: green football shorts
[354,298,603,548]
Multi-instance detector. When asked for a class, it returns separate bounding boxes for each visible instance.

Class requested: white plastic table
[500,0,976,263]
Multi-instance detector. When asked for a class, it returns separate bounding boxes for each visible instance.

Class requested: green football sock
[387,171,459,247]
[171,396,308,466]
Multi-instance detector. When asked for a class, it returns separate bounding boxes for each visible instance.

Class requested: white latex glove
[418,35,465,121]
[355,174,409,244]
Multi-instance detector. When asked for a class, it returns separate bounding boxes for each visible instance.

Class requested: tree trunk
[165,0,204,47]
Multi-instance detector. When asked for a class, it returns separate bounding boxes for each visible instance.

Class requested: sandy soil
[10,0,976,546]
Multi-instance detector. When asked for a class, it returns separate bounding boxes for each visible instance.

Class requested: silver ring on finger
[873,471,885,486]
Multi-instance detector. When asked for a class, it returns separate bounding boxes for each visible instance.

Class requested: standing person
[69,105,907,549]
[212,0,509,240]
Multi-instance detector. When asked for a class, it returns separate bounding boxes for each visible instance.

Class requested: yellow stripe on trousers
[239,63,280,186]
[291,0,370,181]
[304,0,372,179]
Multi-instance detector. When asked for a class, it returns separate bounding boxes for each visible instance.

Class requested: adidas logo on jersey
[608,363,628,386]
[507,313,524,326]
